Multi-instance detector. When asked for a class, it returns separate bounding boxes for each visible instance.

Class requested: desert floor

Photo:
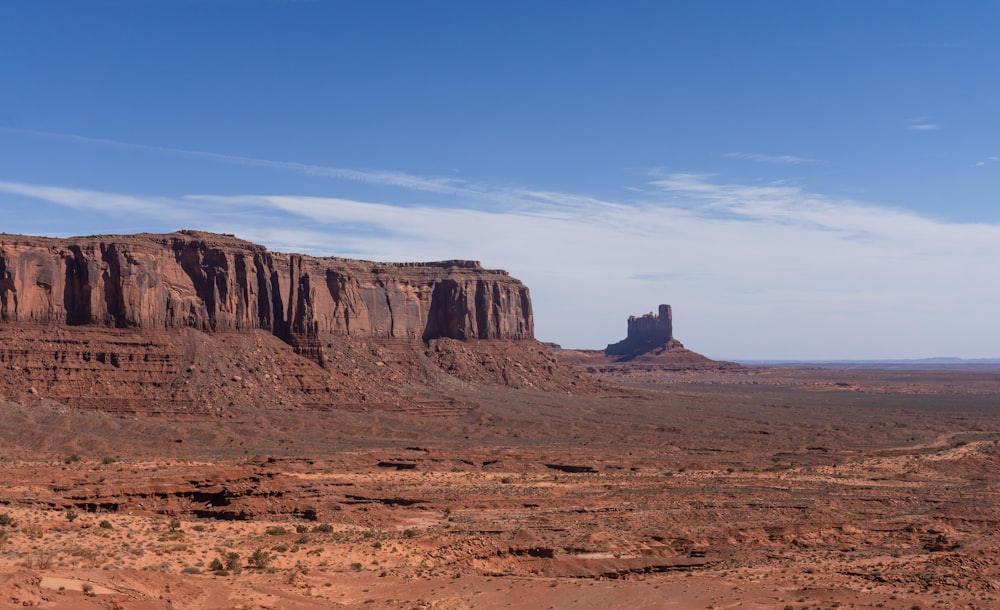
[0,366,998,609]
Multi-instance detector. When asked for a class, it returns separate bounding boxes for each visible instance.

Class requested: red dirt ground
[0,331,998,608]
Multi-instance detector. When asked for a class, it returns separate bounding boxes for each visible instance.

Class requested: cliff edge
[0,230,532,347]
[0,231,598,413]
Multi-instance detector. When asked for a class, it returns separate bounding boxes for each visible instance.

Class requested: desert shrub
[248,548,271,569]
[65,454,81,464]
[224,551,242,574]
[28,551,54,570]
[181,566,201,574]
[159,530,184,542]
[295,524,308,533]
[350,562,362,571]
[312,523,334,533]
[65,510,79,522]
[64,545,98,559]
[22,526,42,540]
[264,526,288,536]
[99,520,113,529]
[402,529,417,538]
[209,558,224,571]
[0,513,16,527]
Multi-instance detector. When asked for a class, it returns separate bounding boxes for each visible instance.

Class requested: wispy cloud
[0,180,181,218]
[724,152,819,165]
[0,126,601,212]
[903,117,942,131]
[0,126,499,202]
[3,175,998,359]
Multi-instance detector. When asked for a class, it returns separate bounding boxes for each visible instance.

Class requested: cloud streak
[0,126,598,212]
[0,180,181,218]
[724,152,819,165]
[903,117,942,131]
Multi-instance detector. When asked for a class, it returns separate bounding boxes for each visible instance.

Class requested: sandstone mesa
[0,230,532,347]
[0,230,597,412]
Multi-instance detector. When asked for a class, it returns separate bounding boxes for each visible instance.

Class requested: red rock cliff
[0,231,534,347]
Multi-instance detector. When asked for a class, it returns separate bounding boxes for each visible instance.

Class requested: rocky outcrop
[0,231,533,349]
[0,231,606,412]
[553,304,745,378]
[605,304,678,359]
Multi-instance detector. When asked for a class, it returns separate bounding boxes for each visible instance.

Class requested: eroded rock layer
[0,231,603,411]
[0,231,532,343]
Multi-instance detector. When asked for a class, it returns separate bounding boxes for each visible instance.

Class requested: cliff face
[0,231,533,346]
[0,232,606,414]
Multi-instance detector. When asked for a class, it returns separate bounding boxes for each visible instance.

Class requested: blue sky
[1,1,999,359]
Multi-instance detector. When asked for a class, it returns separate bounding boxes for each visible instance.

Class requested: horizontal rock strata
[0,231,601,411]
[0,231,533,346]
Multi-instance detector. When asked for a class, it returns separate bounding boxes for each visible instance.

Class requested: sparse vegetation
[224,551,242,574]
[248,547,271,569]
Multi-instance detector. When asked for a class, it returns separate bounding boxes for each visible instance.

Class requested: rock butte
[605,303,677,359]
[552,304,744,377]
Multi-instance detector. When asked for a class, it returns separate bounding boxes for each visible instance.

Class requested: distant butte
[553,304,745,377]
[605,304,679,360]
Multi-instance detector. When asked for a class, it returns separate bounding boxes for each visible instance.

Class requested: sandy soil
[0,367,998,609]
